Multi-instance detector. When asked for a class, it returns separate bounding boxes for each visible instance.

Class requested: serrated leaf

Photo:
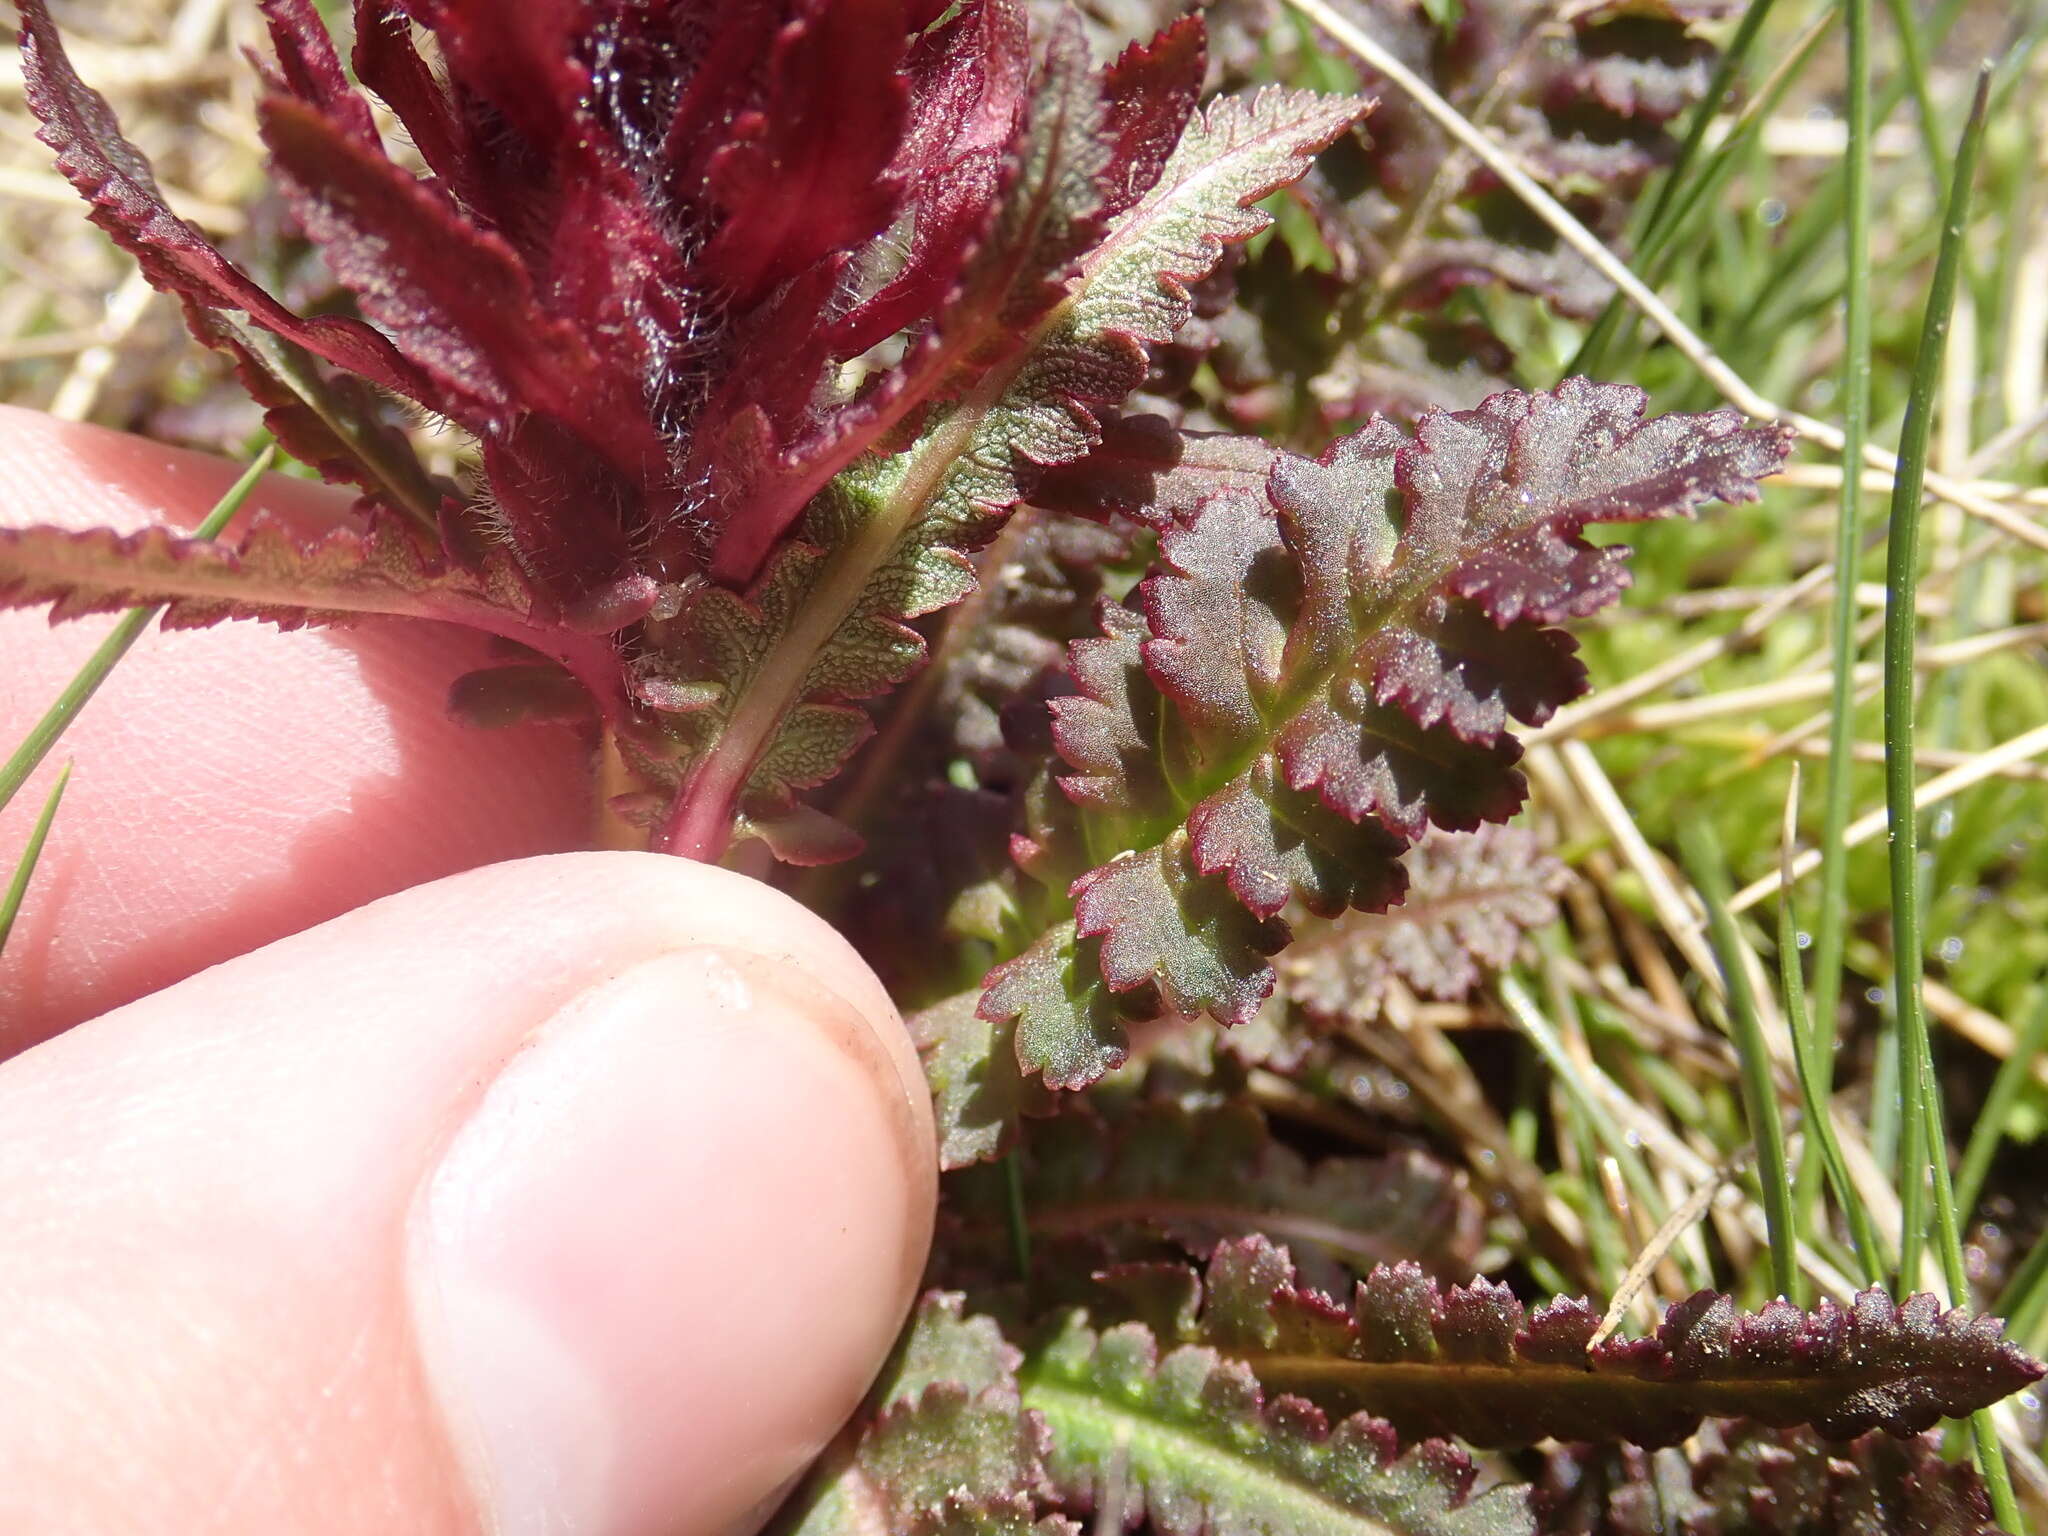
[983,381,1785,1083]
[14,0,429,403]
[943,1099,1485,1294]
[1073,836,1293,1020]
[774,1294,1055,1536]
[1539,1421,2003,1536]
[1030,413,1279,528]
[1019,1312,1534,1536]
[887,1291,1027,1407]
[1282,825,1568,1025]
[915,990,1048,1170]
[0,513,535,633]
[979,921,1129,1094]
[1155,1238,2045,1449]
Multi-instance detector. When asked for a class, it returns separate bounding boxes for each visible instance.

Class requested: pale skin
[0,405,938,1536]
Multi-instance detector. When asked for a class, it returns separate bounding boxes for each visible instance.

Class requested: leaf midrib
[1019,1374,1418,1536]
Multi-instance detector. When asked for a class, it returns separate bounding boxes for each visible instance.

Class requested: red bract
[17,0,1017,599]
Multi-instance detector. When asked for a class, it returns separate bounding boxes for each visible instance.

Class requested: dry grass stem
[1727,720,2048,915]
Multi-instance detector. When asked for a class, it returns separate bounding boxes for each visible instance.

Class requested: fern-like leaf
[982,380,1788,1089]
[773,1294,1057,1536]
[0,514,529,631]
[1137,1238,2044,1449]
[1019,1312,1534,1536]
[1282,825,1568,1025]
[0,512,633,716]
[944,1099,1485,1295]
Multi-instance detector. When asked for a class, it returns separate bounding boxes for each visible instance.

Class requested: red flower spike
[693,0,914,309]
[8,0,1364,872]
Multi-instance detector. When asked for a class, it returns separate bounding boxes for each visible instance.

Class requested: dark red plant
[3,4,2039,1532]
[6,0,1353,865]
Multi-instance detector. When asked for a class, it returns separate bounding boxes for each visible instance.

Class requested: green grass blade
[1998,1223,2048,1351]
[1886,60,1988,1289]
[1678,817,1799,1302]
[1495,972,1708,1294]
[1567,0,1785,376]
[1953,987,2048,1224]
[0,761,70,959]
[1804,0,1876,1160]
[0,443,275,817]
[1698,0,1969,392]
[1775,771,1886,1284]
[1875,63,2015,1526]
[1878,0,1947,187]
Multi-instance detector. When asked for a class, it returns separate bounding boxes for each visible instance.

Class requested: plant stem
[1775,772,1886,1284]
[1804,0,1876,1148]
[0,762,70,959]
[1877,62,2016,1527]
[1678,818,1799,1301]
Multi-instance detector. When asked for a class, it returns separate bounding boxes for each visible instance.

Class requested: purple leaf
[693,0,914,310]
[1095,13,1207,221]
[1282,824,1569,1023]
[1179,1238,2045,1448]
[942,1099,1486,1292]
[987,382,1788,1085]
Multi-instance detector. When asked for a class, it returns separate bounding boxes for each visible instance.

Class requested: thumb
[0,852,937,1536]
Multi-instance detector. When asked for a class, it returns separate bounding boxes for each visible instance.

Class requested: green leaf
[1019,1312,1534,1536]
[977,920,1129,1094]
[913,990,1048,1171]
[773,1294,1054,1536]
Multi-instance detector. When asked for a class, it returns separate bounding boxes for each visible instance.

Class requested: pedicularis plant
[5,1,2041,1530]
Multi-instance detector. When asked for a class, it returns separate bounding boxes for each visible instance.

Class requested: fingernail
[407,948,931,1536]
